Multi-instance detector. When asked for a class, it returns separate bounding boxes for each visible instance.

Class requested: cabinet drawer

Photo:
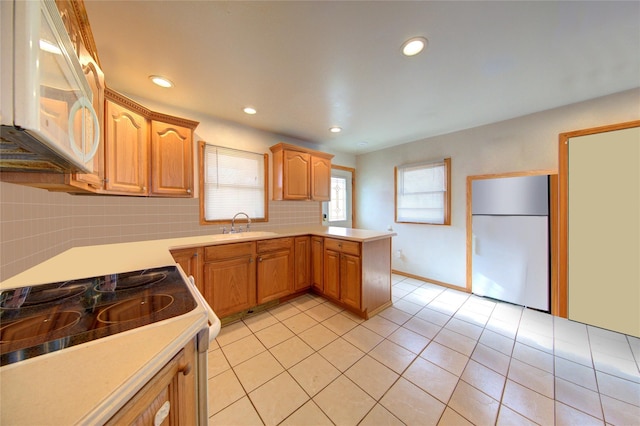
[324,238,360,256]
[205,242,254,261]
[257,237,293,253]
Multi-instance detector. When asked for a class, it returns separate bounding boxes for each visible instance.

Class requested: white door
[323,168,353,228]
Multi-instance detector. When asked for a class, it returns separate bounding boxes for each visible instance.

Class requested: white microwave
[1,0,99,173]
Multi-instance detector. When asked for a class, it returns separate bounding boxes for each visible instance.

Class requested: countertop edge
[80,309,209,424]
[167,228,396,251]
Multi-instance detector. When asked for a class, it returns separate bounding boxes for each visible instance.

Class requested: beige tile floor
[207,274,640,425]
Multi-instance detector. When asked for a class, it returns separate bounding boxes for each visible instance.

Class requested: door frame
[557,120,640,318]
[328,165,356,228]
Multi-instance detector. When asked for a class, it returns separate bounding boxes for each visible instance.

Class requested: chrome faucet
[231,212,251,233]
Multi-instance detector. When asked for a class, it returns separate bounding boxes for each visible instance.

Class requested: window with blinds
[201,143,267,223]
[395,158,451,225]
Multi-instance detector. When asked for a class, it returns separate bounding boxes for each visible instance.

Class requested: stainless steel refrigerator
[471,175,549,311]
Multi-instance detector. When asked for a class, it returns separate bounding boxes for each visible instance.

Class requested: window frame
[198,141,269,225]
[328,176,348,222]
[394,157,451,225]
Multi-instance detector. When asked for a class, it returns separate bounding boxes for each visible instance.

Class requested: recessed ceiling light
[401,37,428,57]
[243,107,257,115]
[329,126,342,133]
[357,141,368,147]
[149,75,174,88]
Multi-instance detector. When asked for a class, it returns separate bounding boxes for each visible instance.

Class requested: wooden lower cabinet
[257,238,293,304]
[323,238,361,310]
[191,235,392,320]
[170,247,202,294]
[321,237,391,318]
[339,253,362,310]
[323,249,341,300]
[311,236,324,292]
[107,339,196,426]
[203,242,256,318]
[293,236,311,292]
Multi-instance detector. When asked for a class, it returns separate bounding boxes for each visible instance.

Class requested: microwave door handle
[67,97,100,162]
[84,101,100,162]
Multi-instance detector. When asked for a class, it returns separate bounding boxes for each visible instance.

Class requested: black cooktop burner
[95,271,167,292]
[21,283,89,307]
[0,266,197,366]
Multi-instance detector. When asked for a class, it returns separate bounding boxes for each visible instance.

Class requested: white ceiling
[84,1,640,155]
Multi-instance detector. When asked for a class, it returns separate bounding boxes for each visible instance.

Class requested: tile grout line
[210,277,638,425]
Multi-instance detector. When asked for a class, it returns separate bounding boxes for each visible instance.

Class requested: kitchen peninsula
[0,226,394,425]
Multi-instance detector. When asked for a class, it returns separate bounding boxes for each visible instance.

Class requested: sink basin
[210,231,278,241]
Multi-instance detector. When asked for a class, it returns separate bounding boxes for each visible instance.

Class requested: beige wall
[356,88,640,288]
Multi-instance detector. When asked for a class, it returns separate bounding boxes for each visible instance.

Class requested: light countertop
[0,226,394,424]
[1,226,396,289]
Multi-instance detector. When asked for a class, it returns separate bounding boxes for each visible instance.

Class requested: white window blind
[203,144,265,221]
[396,158,450,225]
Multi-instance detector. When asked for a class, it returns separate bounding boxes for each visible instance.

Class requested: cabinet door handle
[154,401,171,426]
[258,257,263,262]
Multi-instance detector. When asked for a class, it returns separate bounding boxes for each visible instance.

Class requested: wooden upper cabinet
[71,43,105,190]
[150,120,193,197]
[311,155,331,201]
[54,0,84,59]
[270,143,334,201]
[283,151,311,200]
[103,90,198,197]
[104,95,149,195]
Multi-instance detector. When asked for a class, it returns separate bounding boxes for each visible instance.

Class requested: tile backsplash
[0,182,321,282]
